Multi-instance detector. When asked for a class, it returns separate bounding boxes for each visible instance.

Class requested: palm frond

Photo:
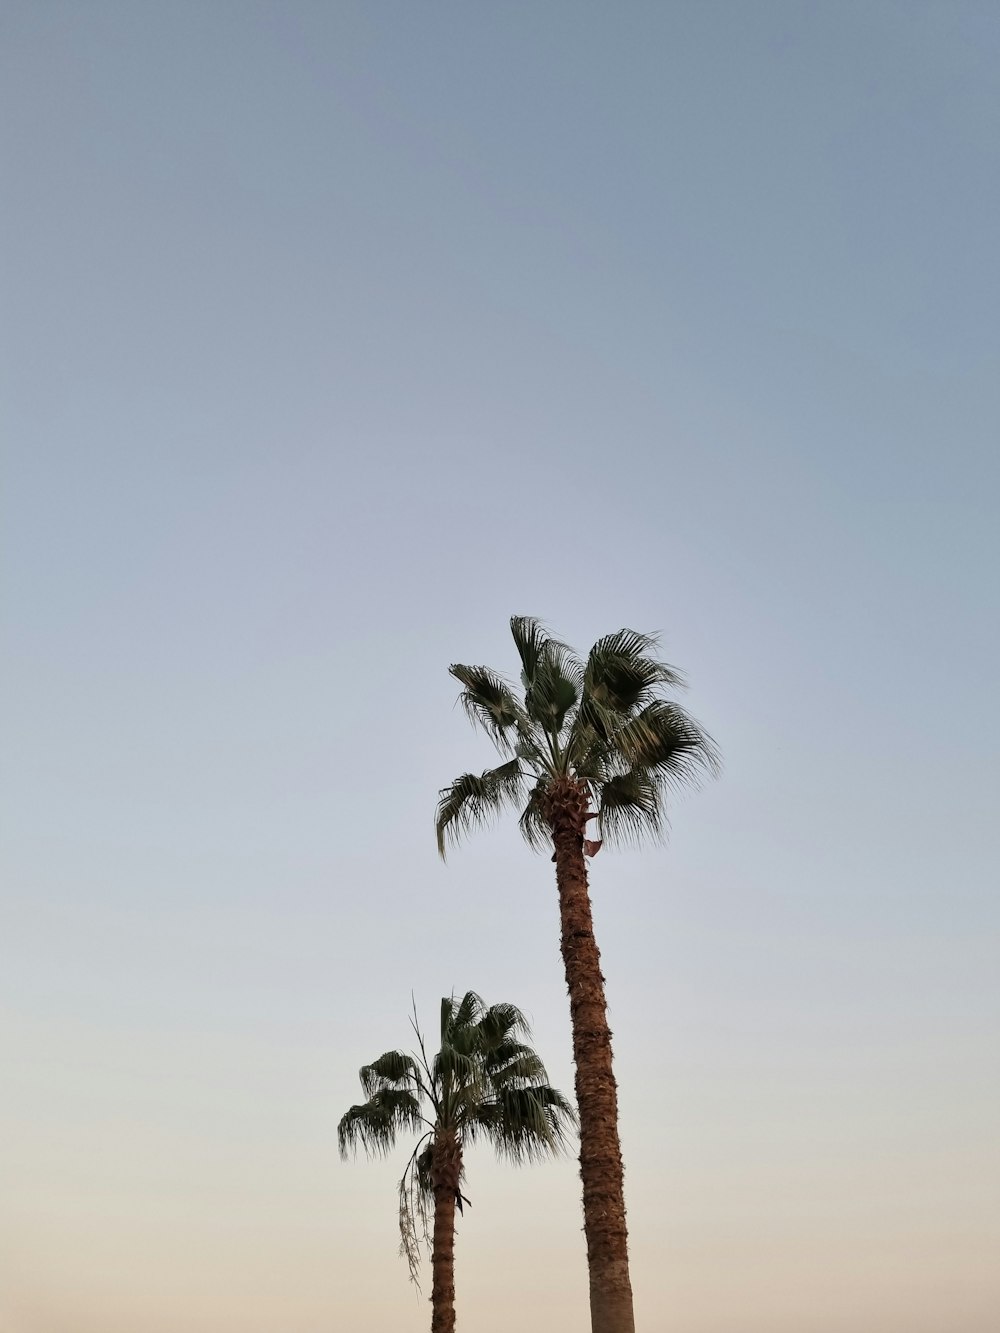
[569,693,624,759]
[477,1001,531,1048]
[522,642,580,740]
[509,615,552,687]
[443,990,484,1040]
[484,1042,548,1087]
[433,1046,483,1095]
[583,628,685,713]
[611,700,721,785]
[597,768,666,847]
[337,1087,423,1159]
[563,717,604,774]
[466,1086,576,1163]
[435,760,526,858]
[449,664,526,753]
[397,1133,434,1288]
[525,657,580,738]
[359,1050,419,1098]
[514,731,549,773]
[517,780,551,851]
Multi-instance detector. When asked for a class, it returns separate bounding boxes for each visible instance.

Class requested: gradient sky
[2,3,998,1331]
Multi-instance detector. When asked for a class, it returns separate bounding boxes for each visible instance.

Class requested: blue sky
[2,4,998,1331]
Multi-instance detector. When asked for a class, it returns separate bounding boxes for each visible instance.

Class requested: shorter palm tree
[338,991,575,1333]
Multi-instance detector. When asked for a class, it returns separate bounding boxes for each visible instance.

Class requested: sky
[2,2,998,1330]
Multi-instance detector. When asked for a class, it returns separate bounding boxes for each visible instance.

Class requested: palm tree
[435,618,719,1333]
[338,990,574,1333]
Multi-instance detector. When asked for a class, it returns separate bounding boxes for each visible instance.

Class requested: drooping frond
[435,760,526,857]
[449,664,525,752]
[397,1134,434,1287]
[596,768,666,847]
[338,1087,424,1159]
[465,1085,576,1163]
[517,779,551,851]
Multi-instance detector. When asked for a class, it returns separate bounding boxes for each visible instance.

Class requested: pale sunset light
[3,4,998,1332]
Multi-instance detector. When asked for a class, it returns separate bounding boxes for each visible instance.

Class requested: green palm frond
[484,1042,548,1086]
[359,1050,419,1098]
[476,1000,530,1048]
[583,628,685,712]
[466,1085,576,1163]
[508,616,585,742]
[597,768,665,846]
[442,990,484,1040]
[613,699,721,784]
[514,732,549,771]
[449,664,525,752]
[517,780,551,851]
[433,1046,482,1095]
[525,653,580,736]
[569,692,624,756]
[337,1087,424,1159]
[509,616,566,688]
[564,718,605,774]
[435,760,526,857]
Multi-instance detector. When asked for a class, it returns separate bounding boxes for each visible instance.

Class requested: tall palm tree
[435,618,719,1333]
[338,990,574,1333]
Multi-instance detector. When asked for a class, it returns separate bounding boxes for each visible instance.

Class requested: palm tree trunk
[549,783,635,1333]
[429,1132,461,1333]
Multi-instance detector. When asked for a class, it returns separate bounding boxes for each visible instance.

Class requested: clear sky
[2,3,998,1331]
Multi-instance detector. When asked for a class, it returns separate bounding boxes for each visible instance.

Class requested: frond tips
[435,760,525,858]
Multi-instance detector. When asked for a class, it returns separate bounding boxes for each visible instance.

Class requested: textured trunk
[429,1130,461,1333]
[547,779,635,1333]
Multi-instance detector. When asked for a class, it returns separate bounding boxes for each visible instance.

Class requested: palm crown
[338,991,575,1282]
[436,616,719,854]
